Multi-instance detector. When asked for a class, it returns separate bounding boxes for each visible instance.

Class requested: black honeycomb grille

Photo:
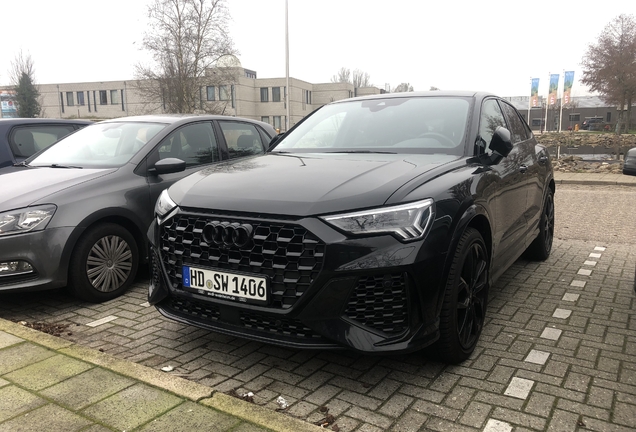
[240,311,323,339]
[166,296,221,321]
[150,250,162,292]
[345,273,408,334]
[159,214,325,309]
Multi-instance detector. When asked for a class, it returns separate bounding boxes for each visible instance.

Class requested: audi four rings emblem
[202,221,254,248]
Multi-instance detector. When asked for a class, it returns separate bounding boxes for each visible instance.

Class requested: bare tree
[330,67,372,88]
[9,51,41,118]
[134,0,236,114]
[581,14,636,133]
[352,69,372,88]
[393,83,414,92]
[330,67,351,84]
[429,86,440,91]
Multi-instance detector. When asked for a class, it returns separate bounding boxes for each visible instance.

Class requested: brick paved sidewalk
[1,238,634,431]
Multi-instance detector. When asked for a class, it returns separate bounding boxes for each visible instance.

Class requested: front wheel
[68,223,139,303]
[434,228,489,364]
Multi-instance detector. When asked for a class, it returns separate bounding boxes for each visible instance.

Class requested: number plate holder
[182,265,268,305]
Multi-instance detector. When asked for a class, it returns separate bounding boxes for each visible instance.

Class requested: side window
[478,99,506,153]
[10,125,76,158]
[219,121,265,159]
[156,122,219,167]
[500,102,529,143]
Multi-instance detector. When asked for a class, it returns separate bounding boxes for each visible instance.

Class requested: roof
[332,91,503,106]
[0,118,93,125]
[98,114,276,134]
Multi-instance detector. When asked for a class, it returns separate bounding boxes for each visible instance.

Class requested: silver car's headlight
[321,199,434,241]
[0,205,57,237]
[155,189,178,220]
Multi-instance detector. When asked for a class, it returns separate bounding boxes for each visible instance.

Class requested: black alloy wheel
[68,223,139,303]
[435,227,489,364]
[525,190,554,261]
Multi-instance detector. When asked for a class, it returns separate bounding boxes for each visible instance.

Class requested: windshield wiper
[322,150,397,154]
[13,161,31,167]
[44,164,83,169]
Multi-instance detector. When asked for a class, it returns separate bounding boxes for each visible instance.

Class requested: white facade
[1,66,386,131]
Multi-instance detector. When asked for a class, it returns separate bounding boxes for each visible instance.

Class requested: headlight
[321,199,434,241]
[155,189,177,218]
[0,205,57,237]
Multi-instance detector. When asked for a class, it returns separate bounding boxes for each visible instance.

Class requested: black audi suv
[148,91,555,363]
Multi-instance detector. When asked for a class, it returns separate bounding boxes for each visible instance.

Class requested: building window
[66,92,74,106]
[272,87,281,102]
[206,86,215,101]
[606,112,611,122]
[231,85,235,108]
[261,116,269,124]
[569,113,580,122]
[260,87,269,102]
[531,118,544,127]
[219,85,229,101]
[110,90,120,105]
[60,92,65,113]
[99,90,107,105]
[273,116,282,131]
[77,91,85,106]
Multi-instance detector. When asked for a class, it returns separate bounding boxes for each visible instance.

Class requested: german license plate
[182,265,267,303]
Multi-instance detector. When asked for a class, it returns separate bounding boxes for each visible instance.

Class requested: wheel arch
[434,204,493,315]
[60,210,149,286]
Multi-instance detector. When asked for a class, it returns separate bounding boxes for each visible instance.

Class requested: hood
[0,167,116,210]
[170,152,460,216]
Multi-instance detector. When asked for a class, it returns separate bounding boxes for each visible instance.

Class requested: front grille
[161,295,324,342]
[165,296,221,321]
[150,250,162,292]
[345,273,408,334]
[159,214,325,309]
[240,311,323,339]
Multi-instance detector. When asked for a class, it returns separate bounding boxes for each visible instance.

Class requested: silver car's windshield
[273,96,470,155]
[30,122,167,168]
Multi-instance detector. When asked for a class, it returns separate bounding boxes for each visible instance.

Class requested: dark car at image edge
[0,118,92,173]
[148,91,555,363]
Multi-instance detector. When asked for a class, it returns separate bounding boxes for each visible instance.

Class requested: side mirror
[490,126,513,158]
[149,158,186,175]
[623,147,636,176]
[268,132,285,149]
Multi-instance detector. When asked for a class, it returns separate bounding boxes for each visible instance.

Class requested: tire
[525,190,554,261]
[434,227,489,364]
[68,223,139,303]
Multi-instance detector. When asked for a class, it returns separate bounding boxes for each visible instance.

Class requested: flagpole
[528,77,531,125]
[558,69,564,133]
[285,0,290,132]
[544,72,549,133]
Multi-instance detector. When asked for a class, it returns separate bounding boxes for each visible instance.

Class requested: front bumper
[149,209,450,354]
[0,226,76,292]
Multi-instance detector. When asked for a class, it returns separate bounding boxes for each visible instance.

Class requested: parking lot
[1,184,635,432]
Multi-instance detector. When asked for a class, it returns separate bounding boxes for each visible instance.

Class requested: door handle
[519,165,528,173]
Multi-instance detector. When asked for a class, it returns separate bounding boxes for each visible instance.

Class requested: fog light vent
[0,260,34,277]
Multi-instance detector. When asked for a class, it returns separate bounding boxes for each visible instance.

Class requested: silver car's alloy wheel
[86,235,133,293]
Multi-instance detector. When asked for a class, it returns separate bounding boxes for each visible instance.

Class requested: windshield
[29,122,167,168]
[273,96,470,155]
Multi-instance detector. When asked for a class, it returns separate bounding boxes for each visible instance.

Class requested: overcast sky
[2,0,635,98]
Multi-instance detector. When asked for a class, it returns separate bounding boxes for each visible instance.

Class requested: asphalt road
[554,184,636,244]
